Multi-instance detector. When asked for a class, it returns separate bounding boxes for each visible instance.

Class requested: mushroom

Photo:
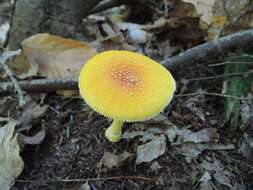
[79,50,176,142]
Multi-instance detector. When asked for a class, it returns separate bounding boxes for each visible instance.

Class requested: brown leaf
[8,53,38,79]
[182,0,215,25]
[21,33,97,78]
[180,0,253,40]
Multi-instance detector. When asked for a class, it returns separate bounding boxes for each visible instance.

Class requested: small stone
[210,119,217,125]
[150,161,162,170]
[205,112,211,116]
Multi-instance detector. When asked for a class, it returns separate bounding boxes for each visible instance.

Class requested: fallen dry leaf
[165,125,219,144]
[179,0,253,40]
[201,159,233,188]
[182,0,215,25]
[178,143,234,163]
[123,121,220,163]
[99,151,133,169]
[239,132,253,161]
[123,126,167,164]
[21,33,97,79]
[0,120,24,190]
[144,113,168,124]
[182,128,219,143]
[16,100,48,132]
[7,52,38,79]
[92,34,137,53]
[18,127,46,145]
[199,172,212,190]
[136,134,166,164]
[178,143,204,163]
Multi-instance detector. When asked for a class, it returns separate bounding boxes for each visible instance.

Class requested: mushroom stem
[105,120,123,142]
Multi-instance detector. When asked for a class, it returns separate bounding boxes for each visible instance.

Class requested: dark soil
[7,68,253,189]
[11,97,192,190]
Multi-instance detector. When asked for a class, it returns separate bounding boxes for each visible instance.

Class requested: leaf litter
[123,115,223,164]
[200,159,234,188]
[0,120,24,190]
[1,1,253,189]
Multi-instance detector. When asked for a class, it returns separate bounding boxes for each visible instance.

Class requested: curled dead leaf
[18,127,46,145]
[136,135,166,164]
[21,33,97,79]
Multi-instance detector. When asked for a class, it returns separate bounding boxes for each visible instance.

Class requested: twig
[16,175,155,183]
[187,71,253,82]
[162,29,253,71]
[0,50,26,106]
[88,0,124,15]
[175,92,252,100]
[208,61,253,67]
[163,0,169,17]
[0,78,78,95]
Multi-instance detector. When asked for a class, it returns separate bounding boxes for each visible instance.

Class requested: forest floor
[3,63,252,190]
[0,0,253,190]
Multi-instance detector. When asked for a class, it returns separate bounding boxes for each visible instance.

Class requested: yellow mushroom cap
[79,50,176,122]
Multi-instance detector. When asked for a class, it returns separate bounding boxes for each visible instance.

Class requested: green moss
[224,52,253,131]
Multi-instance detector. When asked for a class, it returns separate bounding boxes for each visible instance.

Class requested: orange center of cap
[110,64,143,91]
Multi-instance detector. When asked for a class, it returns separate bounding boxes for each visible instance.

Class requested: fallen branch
[1,29,253,95]
[162,29,253,71]
[0,78,78,96]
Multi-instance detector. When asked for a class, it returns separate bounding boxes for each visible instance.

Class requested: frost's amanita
[79,50,176,142]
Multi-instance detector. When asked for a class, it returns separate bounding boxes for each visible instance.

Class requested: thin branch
[16,175,155,183]
[175,92,252,100]
[0,50,26,106]
[208,61,253,67]
[88,0,124,15]
[82,0,111,17]
[162,29,253,71]
[163,0,169,17]
[0,78,78,96]
[187,71,253,82]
